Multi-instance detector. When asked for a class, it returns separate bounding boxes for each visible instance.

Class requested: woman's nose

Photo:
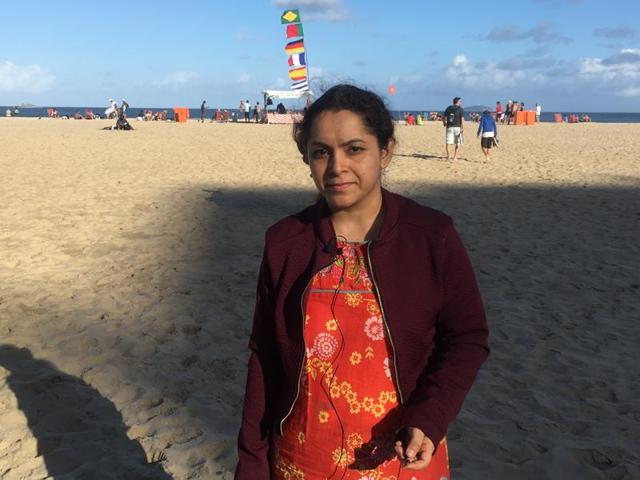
[328,150,347,174]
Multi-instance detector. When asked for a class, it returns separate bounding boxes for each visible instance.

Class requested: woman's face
[306,110,393,214]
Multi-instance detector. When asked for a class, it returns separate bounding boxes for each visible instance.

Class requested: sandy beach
[0,117,638,479]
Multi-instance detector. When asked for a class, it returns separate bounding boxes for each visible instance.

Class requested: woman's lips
[326,182,354,192]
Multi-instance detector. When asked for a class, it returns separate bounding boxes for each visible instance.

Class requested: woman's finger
[403,439,434,470]
[394,440,405,461]
[404,434,424,461]
[403,458,430,470]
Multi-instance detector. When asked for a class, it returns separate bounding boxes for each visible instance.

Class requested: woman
[236,85,489,479]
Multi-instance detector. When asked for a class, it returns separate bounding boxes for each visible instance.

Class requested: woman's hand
[394,427,435,470]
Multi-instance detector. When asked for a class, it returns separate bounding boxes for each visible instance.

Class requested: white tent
[262,89,313,100]
[261,89,312,123]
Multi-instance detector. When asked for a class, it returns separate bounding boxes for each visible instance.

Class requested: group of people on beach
[4,106,20,117]
[401,97,500,161]
[495,100,542,124]
[199,99,273,123]
[238,99,266,123]
[136,109,168,121]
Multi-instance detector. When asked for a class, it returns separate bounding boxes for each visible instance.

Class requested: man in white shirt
[535,103,542,122]
[244,100,251,122]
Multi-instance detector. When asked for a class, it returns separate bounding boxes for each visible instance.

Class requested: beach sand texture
[1,118,638,479]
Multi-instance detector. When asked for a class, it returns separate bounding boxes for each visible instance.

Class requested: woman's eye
[349,145,364,154]
[311,148,328,158]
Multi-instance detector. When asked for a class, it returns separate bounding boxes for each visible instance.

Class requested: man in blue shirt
[477,110,498,160]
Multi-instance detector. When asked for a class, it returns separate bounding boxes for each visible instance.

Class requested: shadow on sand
[0,344,171,480]
[394,152,450,161]
[190,184,639,478]
[2,181,638,479]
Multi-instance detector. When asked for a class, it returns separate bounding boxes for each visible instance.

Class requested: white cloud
[154,71,199,87]
[306,66,355,92]
[309,66,326,78]
[272,0,349,22]
[580,49,640,77]
[0,61,55,93]
[580,48,640,94]
[618,86,640,97]
[443,54,534,90]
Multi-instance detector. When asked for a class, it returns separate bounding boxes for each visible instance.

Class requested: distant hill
[465,105,493,112]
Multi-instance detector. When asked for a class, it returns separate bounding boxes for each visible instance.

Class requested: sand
[0,117,638,479]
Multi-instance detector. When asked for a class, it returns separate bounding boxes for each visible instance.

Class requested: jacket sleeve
[399,221,490,448]
[235,250,278,480]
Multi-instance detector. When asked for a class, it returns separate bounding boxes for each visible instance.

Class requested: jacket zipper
[366,242,405,405]
[279,259,333,435]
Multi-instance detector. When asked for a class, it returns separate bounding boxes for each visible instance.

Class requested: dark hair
[453,97,461,105]
[293,84,395,159]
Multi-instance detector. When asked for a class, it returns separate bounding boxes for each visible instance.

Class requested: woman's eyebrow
[309,138,365,146]
[339,138,365,146]
[308,140,330,147]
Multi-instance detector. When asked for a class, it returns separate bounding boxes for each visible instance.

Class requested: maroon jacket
[236,189,489,479]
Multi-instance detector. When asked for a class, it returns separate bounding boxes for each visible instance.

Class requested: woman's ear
[381,138,395,169]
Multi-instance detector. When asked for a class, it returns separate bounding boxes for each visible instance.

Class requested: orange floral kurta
[273,241,450,480]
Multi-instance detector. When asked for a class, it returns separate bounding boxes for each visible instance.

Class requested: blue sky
[1,0,639,111]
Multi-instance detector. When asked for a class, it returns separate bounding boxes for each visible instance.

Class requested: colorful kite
[291,78,309,91]
[286,23,304,38]
[288,53,306,67]
[289,66,308,80]
[284,39,305,55]
[281,9,301,24]
[281,9,309,92]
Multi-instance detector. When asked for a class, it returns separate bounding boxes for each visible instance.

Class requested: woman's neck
[330,196,384,243]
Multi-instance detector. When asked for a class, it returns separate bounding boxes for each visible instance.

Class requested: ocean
[3,106,640,123]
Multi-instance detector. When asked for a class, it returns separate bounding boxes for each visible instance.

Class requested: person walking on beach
[244,100,251,122]
[200,100,206,123]
[105,98,118,119]
[505,100,513,125]
[239,99,245,120]
[254,102,262,123]
[443,97,464,160]
[477,110,498,161]
[535,103,542,123]
[496,101,504,123]
[236,84,489,480]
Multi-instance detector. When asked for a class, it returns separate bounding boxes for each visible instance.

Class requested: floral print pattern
[364,315,385,341]
[274,241,450,480]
